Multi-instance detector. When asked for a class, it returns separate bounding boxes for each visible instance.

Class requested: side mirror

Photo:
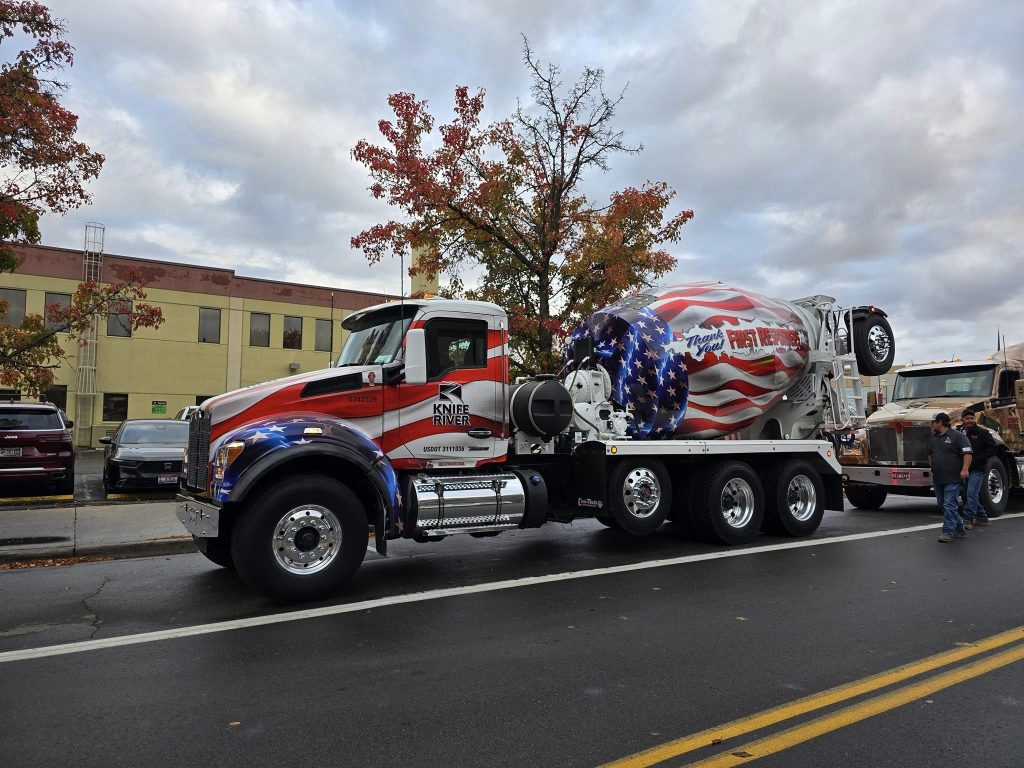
[405,328,428,386]
[99,436,112,445]
[65,420,74,428]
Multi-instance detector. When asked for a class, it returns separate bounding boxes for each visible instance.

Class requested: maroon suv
[0,403,75,494]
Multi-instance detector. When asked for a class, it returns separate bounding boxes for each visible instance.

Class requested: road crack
[81,577,111,640]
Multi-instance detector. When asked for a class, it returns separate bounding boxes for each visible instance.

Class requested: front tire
[981,457,1009,518]
[690,461,764,545]
[231,475,368,602]
[763,460,825,537]
[607,459,672,535]
[845,484,887,510]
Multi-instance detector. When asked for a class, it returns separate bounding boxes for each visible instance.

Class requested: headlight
[213,441,245,481]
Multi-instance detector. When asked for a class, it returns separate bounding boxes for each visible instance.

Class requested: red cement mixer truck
[177,282,895,600]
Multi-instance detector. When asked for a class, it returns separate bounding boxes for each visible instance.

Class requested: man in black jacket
[961,410,997,526]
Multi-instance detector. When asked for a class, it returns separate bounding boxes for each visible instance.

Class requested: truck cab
[841,357,1024,513]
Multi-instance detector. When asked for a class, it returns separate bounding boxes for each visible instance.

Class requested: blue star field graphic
[568,297,689,439]
[210,414,403,533]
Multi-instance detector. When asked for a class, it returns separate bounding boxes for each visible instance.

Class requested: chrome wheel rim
[986,467,1005,506]
[786,475,817,522]
[622,467,662,518]
[721,478,755,529]
[272,504,342,575]
[866,324,892,364]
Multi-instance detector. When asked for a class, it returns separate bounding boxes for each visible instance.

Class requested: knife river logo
[433,384,471,426]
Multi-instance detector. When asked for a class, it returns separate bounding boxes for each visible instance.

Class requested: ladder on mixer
[824,307,867,428]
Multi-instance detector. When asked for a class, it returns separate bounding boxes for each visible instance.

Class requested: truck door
[388,312,506,468]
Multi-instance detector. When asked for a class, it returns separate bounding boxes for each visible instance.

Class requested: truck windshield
[338,306,417,367]
[892,366,995,400]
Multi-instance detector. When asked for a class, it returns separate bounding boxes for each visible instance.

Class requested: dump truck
[177,282,895,600]
[841,343,1024,515]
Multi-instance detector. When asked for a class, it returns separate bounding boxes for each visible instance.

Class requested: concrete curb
[0,536,194,565]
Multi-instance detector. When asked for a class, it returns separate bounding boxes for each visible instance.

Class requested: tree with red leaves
[0,1,104,271]
[352,39,693,374]
[0,2,163,393]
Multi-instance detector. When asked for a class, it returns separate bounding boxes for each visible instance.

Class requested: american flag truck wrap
[177,284,894,601]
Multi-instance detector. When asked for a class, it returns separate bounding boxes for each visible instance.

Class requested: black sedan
[101,419,189,493]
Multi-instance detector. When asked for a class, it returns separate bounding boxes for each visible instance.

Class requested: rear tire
[845,484,887,510]
[56,477,75,496]
[690,461,764,545]
[980,457,1009,518]
[607,459,672,535]
[763,460,825,537]
[231,475,368,602]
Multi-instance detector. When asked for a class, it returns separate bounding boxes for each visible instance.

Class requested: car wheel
[607,459,672,535]
[231,474,368,602]
[763,460,825,537]
[981,457,1009,518]
[845,484,887,510]
[690,460,764,545]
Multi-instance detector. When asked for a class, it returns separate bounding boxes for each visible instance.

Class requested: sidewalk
[0,500,192,564]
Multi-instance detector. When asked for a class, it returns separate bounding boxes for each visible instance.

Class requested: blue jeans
[934,483,965,535]
[962,470,988,522]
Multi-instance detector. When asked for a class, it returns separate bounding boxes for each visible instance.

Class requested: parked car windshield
[0,409,63,430]
[338,306,417,367]
[892,366,995,400]
[119,421,189,444]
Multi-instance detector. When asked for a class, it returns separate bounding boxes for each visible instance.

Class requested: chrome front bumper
[176,494,220,537]
[842,465,933,488]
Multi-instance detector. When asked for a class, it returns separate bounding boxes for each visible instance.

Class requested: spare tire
[853,313,895,376]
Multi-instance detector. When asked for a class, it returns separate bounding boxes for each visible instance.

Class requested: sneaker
[954,530,968,538]
[963,522,974,530]
[974,517,990,526]
[938,534,953,543]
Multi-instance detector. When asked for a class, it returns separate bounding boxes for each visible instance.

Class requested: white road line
[2,514,1021,665]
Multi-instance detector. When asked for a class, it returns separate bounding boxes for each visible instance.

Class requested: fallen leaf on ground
[228,722,240,728]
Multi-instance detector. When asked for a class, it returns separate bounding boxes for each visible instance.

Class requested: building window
[249,313,270,347]
[0,288,26,326]
[44,385,68,411]
[0,389,21,402]
[283,316,302,350]
[107,301,132,338]
[44,292,72,332]
[102,393,129,422]
[195,395,212,406]
[198,307,221,343]
[315,319,332,352]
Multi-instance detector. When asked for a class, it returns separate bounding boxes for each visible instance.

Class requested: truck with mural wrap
[177,283,895,601]
[841,343,1024,515]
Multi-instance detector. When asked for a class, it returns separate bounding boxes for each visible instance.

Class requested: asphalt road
[1,496,1022,768]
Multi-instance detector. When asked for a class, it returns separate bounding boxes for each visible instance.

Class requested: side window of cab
[425,319,488,380]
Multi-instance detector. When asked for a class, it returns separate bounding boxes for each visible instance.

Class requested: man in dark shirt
[928,412,972,543]
[960,410,996,526]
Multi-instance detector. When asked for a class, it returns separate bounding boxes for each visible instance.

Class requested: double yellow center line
[600,626,1024,768]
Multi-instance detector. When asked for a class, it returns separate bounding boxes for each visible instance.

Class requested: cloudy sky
[29,0,1024,363]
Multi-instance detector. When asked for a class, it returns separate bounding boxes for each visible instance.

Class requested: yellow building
[2,244,431,446]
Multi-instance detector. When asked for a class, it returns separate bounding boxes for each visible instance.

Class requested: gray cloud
[35,0,1024,361]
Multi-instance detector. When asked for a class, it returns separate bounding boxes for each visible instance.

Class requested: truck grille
[868,425,931,466]
[186,412,210,491]
[139,460,183,473]
[902,426,931,464]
